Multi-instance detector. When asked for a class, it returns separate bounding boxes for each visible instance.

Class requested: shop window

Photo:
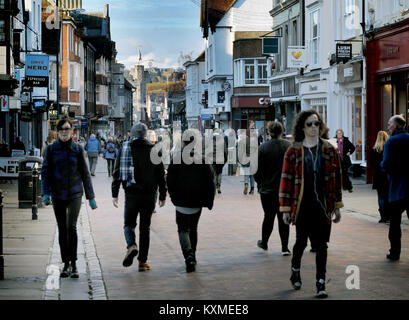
[351,88,363,161]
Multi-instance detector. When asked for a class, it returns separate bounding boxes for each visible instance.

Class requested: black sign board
[21,104,33,122]
[21,80,33,93]
[24,76,49,87]
[336,44,352,63]
[217,91,225,104]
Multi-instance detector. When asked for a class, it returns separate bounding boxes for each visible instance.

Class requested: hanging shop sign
[262,37,280,55]
[287,47,306,68]
[25,54,49,87]
[0,95,9,112]
[336,44,352,63]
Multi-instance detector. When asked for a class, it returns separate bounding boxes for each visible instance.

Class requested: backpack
[108,145,115,153]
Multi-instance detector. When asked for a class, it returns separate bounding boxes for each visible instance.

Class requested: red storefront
[366,18,409,182]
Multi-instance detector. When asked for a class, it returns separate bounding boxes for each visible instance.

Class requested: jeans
[124,193,155,263]
[260,193,289,250]
[291,204,331,281]
[388,200,409,257]
[215,173,222,188]
[106,159,115,177]
[244,175,254,188]
[176,210,202,261]
[52,197,82,263]
[88,156,98,174]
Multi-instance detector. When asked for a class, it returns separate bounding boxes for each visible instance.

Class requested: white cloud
[119,52,179,70]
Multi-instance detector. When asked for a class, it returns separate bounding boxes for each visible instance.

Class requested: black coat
[167,150,215,210]
[370,148,388,193]
[337,137,355,168]
[254,138,291,194]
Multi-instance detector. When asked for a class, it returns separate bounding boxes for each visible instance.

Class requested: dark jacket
[212,135,228,175]
[336,136,355,168]
[111,138,167,202]
[370,148,388,193]
[381,128,409,203]
[167,150,215,210]
[254,138,291,194]
[41,139,95,201]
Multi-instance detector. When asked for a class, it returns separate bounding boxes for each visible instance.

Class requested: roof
[200,0,237,37]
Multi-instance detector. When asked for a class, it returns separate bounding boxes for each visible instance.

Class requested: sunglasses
[58,127,72,132]
[306,121,321,128]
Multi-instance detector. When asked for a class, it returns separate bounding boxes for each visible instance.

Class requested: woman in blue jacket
[103,137,118,177]
[85,134,101,176]
[41,118,97,278]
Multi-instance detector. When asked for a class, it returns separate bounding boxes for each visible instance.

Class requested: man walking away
[381,115,409,261]
[112,123,167,271]
[103,138,118,177]
[254,121,291,255]
[85,134,101,176]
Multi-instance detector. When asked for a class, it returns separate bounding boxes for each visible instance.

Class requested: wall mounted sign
[336,44,352,63]
[25,54,49,87]
[287,47,306,68]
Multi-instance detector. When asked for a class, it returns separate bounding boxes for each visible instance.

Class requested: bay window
[235,58,268,86]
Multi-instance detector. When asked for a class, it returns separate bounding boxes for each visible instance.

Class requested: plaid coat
[279,139,344,224]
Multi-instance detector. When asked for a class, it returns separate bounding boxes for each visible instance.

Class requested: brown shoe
[122,245,138,267]
[243,183,248,195]
[138,262,151,272]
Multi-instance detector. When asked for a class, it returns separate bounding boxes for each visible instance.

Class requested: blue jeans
[88,156,98,174]
[176,210,202,261]
[123,193,155,263]
[244,175,254,188]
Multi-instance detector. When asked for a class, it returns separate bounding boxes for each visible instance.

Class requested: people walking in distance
[167,132,215,273]
[112,123,167,271]
[279,110,343,298]
[371,131,390,223]
[41,118,97,279]
[85,134,101,176]
[212,131,228,194]
[237,129,258,195]
[11,136,26,155]
[103,137,118,177]
[335,129,355,193]
[41,131,57,157]
[254,121,291,255]
[381,115,409,261]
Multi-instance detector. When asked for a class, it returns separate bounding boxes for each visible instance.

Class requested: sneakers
[249,187,254,195]
[316,279,328,298]
[138,262,151,272]
[290,268,302,290]
[281,249,291,256]
[217,187,221,194]
[257,240,268,251]
[185,256,196,273]
[122,245,138,267]
[243,183,248,195]
[60,262,70,278]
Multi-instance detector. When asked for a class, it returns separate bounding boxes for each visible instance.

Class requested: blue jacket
[381,128,409,203]
[41,139,95,201]
[103,142,118,160]
[85,136,101,153]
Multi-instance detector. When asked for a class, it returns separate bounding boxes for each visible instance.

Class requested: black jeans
[388,200,409,257]
[107,159,115,176]
[260,193,289,250]
[124,193,155,263]
[291,205,331,281]
[176,210,202,261]
[52,197,82,263]
[341,163,353,191]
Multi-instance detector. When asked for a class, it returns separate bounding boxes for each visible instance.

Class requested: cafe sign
[25,54,49,87]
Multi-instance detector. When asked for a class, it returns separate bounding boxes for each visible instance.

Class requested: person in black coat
[167,132,215,273]
[371,131,390,223]
[211,132,228,194]
[335,129,355,192]
[254,121,291,255]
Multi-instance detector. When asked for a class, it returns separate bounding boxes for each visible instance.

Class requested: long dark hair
[292,110,329,142]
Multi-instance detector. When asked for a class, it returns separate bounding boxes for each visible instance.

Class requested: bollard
[32,164,38,220]
[0,190,4,280]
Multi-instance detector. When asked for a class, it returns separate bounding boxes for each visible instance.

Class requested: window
[0,19,5,42]
[343,0,356,39]
[69,64,75,90]
[245,59,255,84]
[292,20,298,46]
[209,44,214,72]
[50,63,56,91]
[257,59,267,84]
[310,9,320,68]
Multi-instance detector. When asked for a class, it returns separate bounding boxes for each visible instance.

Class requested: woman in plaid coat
[279,110,343,298]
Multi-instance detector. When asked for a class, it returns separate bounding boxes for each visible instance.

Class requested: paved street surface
[1,156,409,300]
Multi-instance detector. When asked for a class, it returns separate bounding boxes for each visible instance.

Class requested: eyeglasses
[58,127,72,132]
[306,121,321,128]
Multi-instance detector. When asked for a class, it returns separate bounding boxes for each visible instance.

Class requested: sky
[82,0,205,70]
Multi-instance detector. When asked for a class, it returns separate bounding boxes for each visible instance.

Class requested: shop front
[366,18,409,182]
[300,75,329,124]
[231,96,275,141]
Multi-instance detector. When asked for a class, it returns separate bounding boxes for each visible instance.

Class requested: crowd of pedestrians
[38,110,409,299]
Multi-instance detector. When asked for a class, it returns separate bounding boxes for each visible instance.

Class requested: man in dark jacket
[381,115,409,261]
[254,121,291,255]
[112,123,167,272]
[167,132,215,272]
[335,130,355,192]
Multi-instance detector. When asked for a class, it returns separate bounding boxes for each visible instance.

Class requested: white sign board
[0,157,20,178]
[287,48,306,68]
